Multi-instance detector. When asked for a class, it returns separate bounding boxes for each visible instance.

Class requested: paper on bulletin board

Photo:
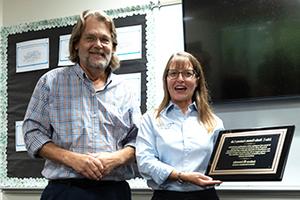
[118,73,141,106]
[58,34,74,66]
[116,25,142,61]
[15,121,27,152]
[16,38,49,73]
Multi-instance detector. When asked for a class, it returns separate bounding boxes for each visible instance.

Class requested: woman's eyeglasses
[167,70,197,80]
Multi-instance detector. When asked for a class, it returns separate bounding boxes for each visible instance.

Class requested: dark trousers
[41,179,131,200]
[151,188,219,200]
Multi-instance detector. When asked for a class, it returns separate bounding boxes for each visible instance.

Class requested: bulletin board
[0,3,156,189]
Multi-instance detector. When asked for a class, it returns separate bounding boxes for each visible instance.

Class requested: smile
[174,85,187,91]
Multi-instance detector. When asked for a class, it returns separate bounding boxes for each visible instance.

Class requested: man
[23,9,141,200]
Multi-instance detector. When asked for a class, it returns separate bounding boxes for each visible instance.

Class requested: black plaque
[206,125,295,181]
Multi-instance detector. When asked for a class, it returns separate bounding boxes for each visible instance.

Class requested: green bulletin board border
[0,3,156,189]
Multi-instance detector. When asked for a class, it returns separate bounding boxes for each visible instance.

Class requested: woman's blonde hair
[69,9,120,72]
[156,52,217,133]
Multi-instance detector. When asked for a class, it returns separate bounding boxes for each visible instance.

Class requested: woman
[136,52,224,200]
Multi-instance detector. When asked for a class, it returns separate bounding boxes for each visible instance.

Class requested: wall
[0,0,3,26]
[1,0,300,199]
[215,101,300,191]
[0,0,180,200]
[1,0,150,26]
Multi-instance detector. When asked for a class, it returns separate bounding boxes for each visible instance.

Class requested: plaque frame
[206,125,295,181]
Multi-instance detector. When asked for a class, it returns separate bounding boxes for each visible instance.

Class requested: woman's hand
[179,172,222,187]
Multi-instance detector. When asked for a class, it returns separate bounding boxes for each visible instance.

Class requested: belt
[153,188,217,199]
[49,179,125,188]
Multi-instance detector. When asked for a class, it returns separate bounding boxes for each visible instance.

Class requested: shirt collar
[73,64,120,90]
[73,63,85,80]
[164,101,198,114]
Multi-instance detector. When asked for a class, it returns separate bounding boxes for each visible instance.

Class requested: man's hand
[91,152,120,176]
[67,152,104,180]
[91,146,135,178]
[39,142,104,180]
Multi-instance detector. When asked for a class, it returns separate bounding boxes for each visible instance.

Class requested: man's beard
[86,53,112,71]
[88,59,108,70]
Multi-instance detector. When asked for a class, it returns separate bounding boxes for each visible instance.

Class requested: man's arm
[39,142,104,180]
